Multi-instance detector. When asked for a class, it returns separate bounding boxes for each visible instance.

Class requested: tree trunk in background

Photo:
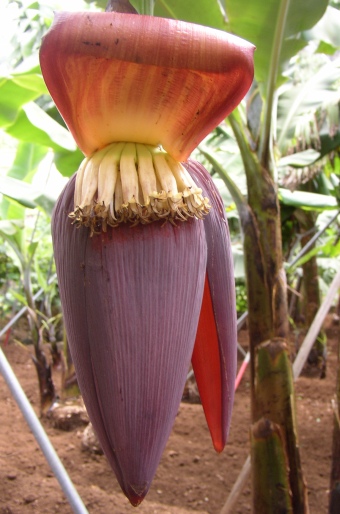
[23,267,56,414]
[295,209,327,377]
[62,332,80,399]
[240,159,309,513]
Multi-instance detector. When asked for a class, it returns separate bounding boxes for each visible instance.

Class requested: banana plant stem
[220,267,340,514]
[287,209,340,270]
[0,274,57,340]
[258,0,291,168]
[141,0,155,15]
[0,346,88,514]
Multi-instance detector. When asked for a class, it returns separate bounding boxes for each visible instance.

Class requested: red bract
[186,161,238,453]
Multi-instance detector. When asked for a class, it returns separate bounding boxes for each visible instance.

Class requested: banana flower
[40,10,254,506]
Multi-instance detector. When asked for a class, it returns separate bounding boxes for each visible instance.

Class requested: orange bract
[40,12,254,160]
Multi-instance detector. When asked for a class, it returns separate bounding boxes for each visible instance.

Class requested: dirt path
[0,316,338,513]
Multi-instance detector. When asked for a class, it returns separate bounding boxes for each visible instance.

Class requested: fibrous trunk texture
[241,163,308,513]
[251,417,292,513]
[296,209,326,376]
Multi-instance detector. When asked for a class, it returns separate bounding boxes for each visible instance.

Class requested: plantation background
[1,1,340,513]
[0,317,338,513]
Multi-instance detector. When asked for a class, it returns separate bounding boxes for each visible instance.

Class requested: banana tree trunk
[295,208,326,376]
[23,266,56,414]
[229,112,309,512]
[242,163,308,514]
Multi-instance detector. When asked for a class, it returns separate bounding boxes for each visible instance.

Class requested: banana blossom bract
[40,11,254,506]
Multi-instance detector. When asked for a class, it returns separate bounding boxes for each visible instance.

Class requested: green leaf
[278,150,321,168]
[0,196,26,222]
[7,141,48,180]
[0,176,56,214]
[27,240,39,260]
[277,59,340,151]
[11,72,47,94]
[33,192,56,215]
[0,177,37,209]
[54,148,84,177]
[0,217,26,264]
[278,188,338,210]
[319,127,340,161]
[305,6,340,52]
[0,219,24,236]
[0,72,46,127]
[154,0,227,30]
[84,0,107,10]
[224,0,328,87]
[199,145,247,215]
[5,102,77,152]
[10,289,27,307]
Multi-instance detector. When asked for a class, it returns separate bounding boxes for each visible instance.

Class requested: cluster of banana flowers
[40,9,254,506]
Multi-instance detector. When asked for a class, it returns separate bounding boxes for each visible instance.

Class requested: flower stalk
[105,0,138,14]
[141,0,155,15]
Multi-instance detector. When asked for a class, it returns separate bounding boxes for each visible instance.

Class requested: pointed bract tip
[125,484,149,507]
[213,439,225,454]
[186,161,238,454]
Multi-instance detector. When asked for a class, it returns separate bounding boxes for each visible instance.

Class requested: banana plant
[0,199,56,413]
[3,0,336,509]
[0,1,91,407]
[274,34,340,374]
[0,136,68,412]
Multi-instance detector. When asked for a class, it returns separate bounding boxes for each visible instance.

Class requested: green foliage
[279,188,338,211]
[276,55,340,153]
[84,0,106,10]
[0,1,84,177]
[305,6,340,54]
[235,279,248,315]
[0,242,21,316]
[0,73,47,128]
[153,0,227,29]
[0,206,56,311]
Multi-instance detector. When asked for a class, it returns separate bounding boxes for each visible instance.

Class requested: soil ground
[0,315,338,514]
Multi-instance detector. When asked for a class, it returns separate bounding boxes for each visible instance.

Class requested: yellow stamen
[69,142,210,234]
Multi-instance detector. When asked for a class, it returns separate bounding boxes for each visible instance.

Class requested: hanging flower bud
[40,9,254,505]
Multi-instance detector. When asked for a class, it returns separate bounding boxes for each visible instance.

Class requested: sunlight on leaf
[278,150,321,168]
[5,102,76,152]
[0,219,24,236]
[279,188,338,210]
[0,176,56,214]
[154,0,227,29]
[23,103,76,151]
[8,141,48,180]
